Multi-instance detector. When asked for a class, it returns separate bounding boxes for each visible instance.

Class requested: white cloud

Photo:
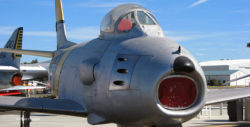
[165,30,250,42]
[0,26,99,41]
[196,53,206,56]
[198,48,209,51]
[77,2,125,8]
[75,1,142,8]
[25,31,55,37]
[0,26,16,35]
[231,9,250,13]
[67,27,99,40]
[23,27,100,40]
[188,0,208,8]
[167,36,193,42]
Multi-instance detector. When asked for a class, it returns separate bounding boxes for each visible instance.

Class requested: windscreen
[137,11,155,25]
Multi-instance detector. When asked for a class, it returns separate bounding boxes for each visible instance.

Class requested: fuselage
[0,70,19,89]
[20,63,49,81]
[46,3,208,126]
[50,35,207,126]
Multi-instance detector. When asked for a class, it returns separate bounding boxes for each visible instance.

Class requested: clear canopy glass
[137,11,155,25]
[100,4,146,33]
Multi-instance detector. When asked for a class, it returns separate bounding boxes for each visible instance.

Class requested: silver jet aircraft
[0,27,23,89]
[0,28,48,94]
[0,0,250,127]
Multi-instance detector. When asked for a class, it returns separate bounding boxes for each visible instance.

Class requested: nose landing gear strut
[20,111,31,127]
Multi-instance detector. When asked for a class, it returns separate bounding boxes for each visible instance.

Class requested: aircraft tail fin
[55,0,75,49]
[0,27,23,68]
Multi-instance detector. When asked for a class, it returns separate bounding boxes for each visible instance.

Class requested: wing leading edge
[0,48,54,58]
[206,87,250,105]
[0,96,87,116]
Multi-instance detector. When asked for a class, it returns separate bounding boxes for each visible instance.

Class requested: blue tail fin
[0,27,23,68]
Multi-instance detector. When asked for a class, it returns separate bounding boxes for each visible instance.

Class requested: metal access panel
[109,54,140,90]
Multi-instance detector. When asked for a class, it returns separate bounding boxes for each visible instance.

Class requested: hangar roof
[200,59,250,66]
[204,70,238,76]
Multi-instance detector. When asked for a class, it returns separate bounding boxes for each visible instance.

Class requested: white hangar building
[200,59,250,86]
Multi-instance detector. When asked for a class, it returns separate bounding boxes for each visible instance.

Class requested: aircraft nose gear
[20,111,31,127]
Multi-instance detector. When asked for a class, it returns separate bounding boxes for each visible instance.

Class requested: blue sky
[0,0,250,62]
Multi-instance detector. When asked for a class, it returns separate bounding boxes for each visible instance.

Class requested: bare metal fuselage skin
[21,62,49,81]
[50,36,206,126]
[0,71,18,89]
[1,2,248,126]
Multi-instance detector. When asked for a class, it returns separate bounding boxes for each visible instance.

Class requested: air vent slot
[118,57,127,62]
[109,54,140,91]
[113,81,125,86]
[117,69,128,73]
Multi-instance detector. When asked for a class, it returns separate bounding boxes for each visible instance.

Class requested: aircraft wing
[0,85,46,91]
[0,66,19,71]
[206,87,250,105]
[0,96,87,116]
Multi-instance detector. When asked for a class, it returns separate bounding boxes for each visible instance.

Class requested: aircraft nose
[173,56,195,73]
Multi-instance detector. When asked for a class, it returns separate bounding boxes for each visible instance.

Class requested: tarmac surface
[0,108,250,127]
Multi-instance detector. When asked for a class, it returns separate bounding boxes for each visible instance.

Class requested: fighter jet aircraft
[0,0,250,127]
[0,28,48,95]
[0,27,23,90]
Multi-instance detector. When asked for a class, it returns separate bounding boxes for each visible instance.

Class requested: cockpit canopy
[100,4,164,39]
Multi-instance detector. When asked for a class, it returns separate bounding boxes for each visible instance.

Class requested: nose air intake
[158,76,197,108]
[157,57,198,109]
[173,56,195,73]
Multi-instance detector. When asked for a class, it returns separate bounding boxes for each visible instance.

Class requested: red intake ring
[158,76,197,108]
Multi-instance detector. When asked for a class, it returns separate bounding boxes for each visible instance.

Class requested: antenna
[247,42,250,48]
